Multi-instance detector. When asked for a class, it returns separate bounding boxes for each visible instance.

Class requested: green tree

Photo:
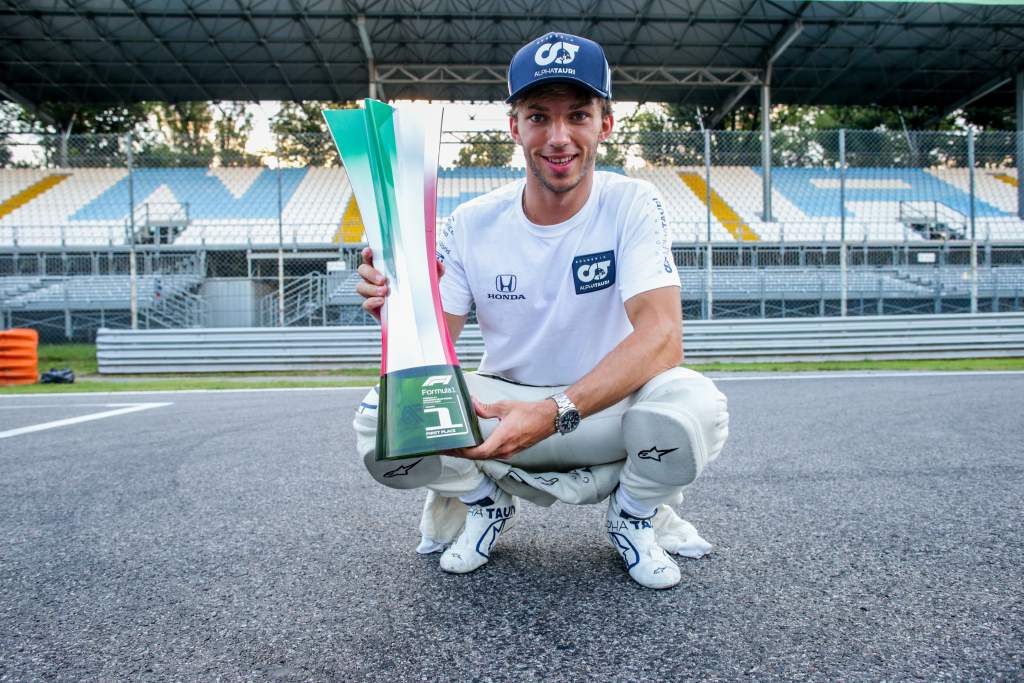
[616,109,704,166]
[214,102,260,167]
[272,101,355,166]
[18,102,153,167]
[961,106,1013,131]
[454,132,514,167]
[138,102,216,167]
[0,101,18,168]
[595,139,625,167]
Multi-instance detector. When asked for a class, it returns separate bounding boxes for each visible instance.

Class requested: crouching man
[353,31,729,589]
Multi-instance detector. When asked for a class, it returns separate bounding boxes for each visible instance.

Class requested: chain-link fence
[2,128,1024,340]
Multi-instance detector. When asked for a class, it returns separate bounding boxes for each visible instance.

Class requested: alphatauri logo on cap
[534,41,580,66]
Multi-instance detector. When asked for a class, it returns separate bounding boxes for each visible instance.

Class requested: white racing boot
[606,494,681,589]
[439,488,517,574]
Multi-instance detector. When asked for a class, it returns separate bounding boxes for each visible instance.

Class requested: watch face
[558,410,581,434]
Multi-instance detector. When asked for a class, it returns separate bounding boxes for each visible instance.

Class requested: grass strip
[37,343,98,375]
[36,344,382,379]
[690,357,1024,373]
[3,356,1022,394]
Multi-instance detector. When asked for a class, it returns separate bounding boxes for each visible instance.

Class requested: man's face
[509,92,613,196]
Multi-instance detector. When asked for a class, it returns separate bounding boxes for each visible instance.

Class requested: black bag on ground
[39,368,75,384]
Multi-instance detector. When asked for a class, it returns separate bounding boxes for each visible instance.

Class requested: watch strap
[548,392,579,434]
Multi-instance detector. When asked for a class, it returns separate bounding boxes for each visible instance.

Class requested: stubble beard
[525,140,597,195]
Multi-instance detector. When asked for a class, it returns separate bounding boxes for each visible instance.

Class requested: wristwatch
[548,392,581,435]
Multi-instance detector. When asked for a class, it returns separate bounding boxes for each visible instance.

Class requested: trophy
[324,100,482,461]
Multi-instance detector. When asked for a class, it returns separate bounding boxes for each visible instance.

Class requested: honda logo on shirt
[489,273,526,301]
[495,274,517,292]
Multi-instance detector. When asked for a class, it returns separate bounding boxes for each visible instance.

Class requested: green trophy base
[376,364,482,461]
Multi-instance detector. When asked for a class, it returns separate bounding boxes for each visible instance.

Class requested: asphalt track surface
[1,373,1022,681]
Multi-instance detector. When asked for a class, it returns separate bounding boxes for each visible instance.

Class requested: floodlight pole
[704,129,713,320]
[969,126,978,314]
[277,157,286,326]
[761,65,773,223]
[1016,72,1024,220]
[839,129,847,317]
[126,133,138,330]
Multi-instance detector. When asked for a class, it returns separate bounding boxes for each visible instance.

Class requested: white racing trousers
[353,367,729,555]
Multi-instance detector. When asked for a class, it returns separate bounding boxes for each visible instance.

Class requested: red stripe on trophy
[424,173,459,366]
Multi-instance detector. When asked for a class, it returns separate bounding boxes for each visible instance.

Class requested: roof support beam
[69,5,175,103]
[0,80,51,124]
[290,0,343,101]
[377,65,505,86]
[376,64,760,89]
[234,0,299,103]
[183,2,260,102]
[709,19,802,128]
[123,0,216,101]
[708,85,753,128]
[356,16,383,101]
[616,66,761,88]
[925,73,1012,125]
[768,19,805,65]
[758,17,803,225]
[6,5,124,103]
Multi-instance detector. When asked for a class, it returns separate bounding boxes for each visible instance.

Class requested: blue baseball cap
[506,32,612,103]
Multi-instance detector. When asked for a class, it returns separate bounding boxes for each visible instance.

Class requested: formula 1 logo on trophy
[323,100,482,460]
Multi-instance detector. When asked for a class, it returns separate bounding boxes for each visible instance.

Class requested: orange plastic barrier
[0,328,39,385]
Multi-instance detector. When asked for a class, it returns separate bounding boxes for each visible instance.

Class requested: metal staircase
[898,201,967,240]
[132,201,191,244]
[259,272,329,326]
[141,288,209,328]
[138,252,208,328]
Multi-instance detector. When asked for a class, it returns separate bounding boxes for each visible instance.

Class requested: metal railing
[96,312,1024,374]
[4,128,1024,338]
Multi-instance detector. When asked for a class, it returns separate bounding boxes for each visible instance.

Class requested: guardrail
[95,313,1024,374]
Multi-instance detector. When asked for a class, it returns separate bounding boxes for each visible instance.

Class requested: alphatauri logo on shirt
[572,251,616,294]
[488,273,526,301]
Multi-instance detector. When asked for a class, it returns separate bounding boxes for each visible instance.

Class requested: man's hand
[453,397,558,461]
[355,247,445,321]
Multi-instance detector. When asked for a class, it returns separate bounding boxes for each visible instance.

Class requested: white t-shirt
[437,171,679,386]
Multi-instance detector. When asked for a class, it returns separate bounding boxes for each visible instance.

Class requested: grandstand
[2,160,1023,247]
[3,1,1024,340]
[4,141,1024,340]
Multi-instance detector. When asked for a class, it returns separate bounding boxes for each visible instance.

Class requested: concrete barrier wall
[96,313,1024,373]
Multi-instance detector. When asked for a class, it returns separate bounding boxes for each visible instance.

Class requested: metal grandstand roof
[1,1,1023,112]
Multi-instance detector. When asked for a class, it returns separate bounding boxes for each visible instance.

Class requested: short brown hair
[508,82,613,118]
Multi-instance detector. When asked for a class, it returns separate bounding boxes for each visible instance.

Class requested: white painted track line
[0,403,141,410]
[0,370,1021,399]
[712,370,1024,382]
[0,402,172,439]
